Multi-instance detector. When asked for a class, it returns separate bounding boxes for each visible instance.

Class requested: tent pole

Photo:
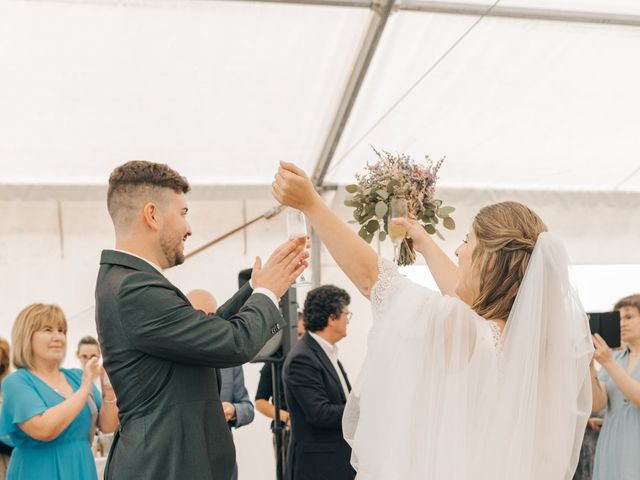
[311,0,397,188]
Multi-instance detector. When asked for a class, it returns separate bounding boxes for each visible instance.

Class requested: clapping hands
[252,237,309,298]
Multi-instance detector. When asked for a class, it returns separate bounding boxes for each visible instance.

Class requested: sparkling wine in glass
[389,198,408,264]
[286,209,311,287]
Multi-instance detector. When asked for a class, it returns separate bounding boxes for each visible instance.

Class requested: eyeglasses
[342,311,353,322]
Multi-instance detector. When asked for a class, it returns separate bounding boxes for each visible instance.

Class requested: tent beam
[36,0,640,27]
[399,1,640,27]
[224,0,640,27]
[311,0,397,187]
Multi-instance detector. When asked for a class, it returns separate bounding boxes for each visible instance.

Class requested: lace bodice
[371,257,400,311]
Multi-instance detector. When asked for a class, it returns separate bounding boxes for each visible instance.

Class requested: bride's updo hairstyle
[470,201,547,321]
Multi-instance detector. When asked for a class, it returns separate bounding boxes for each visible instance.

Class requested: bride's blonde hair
[470,201,547,321]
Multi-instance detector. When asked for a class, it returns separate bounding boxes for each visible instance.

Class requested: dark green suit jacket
[95,250,281,480]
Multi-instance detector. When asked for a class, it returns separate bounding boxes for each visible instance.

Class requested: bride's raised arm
[392,218,460,297]
[273,162,379,298]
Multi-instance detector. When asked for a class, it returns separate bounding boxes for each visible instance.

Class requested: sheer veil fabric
[342,233,593,479]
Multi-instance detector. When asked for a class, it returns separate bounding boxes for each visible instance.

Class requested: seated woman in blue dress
[591,294,640,480]
[0,303,119,480]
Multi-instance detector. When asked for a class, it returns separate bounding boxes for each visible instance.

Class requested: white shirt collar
[309,331,339,359]
[113,249,164,275]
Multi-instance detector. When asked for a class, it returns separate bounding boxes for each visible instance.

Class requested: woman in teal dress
[591,294,640,480]
[0,304,119,480]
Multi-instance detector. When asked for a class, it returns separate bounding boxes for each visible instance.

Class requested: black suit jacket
[283,333,356,480]
[95,250,282,480]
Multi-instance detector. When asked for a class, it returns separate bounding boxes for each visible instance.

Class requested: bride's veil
[342,232,593,479]
[488,232,593,478]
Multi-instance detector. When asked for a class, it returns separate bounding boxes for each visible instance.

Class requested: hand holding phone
[588,311,621,349]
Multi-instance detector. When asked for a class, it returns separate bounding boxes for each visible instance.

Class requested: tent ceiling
[327,9,640,190]
[1,0,639,195]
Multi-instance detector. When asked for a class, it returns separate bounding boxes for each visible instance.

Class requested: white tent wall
[1,187,639,477]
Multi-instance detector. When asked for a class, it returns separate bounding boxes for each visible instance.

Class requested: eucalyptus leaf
[362,229,374,244]
[438,206,455,217]
[361,212,375,223]
[375,201,388,218]
[365,219,380,233]
[378,231,387,242]
[431,216,439,225]
[358,226,368,240]
[376,189,389,200]
[353,209,362,221]
[345,184,359,194]
[424,224,436,235]
[387,180,399,194]
[443,217,456,230]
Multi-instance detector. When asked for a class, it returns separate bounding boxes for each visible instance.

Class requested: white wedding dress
[342,233,593,480]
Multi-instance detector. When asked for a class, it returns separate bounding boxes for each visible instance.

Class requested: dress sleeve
[370,257,403,313]
[0,372,48,437]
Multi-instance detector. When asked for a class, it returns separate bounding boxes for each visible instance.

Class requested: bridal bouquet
[344,148,455,266]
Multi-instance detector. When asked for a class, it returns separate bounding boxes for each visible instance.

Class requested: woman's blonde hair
[0,337,10,382]
[470,201,548,321]
[12,303,68,370]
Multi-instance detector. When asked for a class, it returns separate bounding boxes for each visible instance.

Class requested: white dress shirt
[113,249,279,308]
[309,332,350,398]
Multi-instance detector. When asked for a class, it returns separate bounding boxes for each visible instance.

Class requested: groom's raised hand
[272,162,321,213]
[252,237,309,298]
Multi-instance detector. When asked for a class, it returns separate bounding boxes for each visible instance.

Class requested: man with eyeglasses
[283,285,355,480]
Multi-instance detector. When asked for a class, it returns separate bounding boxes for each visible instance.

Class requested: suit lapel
[101,249,190,301]
[304,334,347,403]
[337,360,351,392]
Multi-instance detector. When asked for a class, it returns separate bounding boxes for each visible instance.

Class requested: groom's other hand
[252,237,309,298]
[273,162,321,212]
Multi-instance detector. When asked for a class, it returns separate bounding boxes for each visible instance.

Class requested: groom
[95,160,307,480]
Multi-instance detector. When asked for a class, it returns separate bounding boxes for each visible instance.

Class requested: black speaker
[238,269,300,362]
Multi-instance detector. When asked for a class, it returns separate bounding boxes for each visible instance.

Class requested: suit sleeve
[284,354,344,429]
[118,272,282,368]
[230,367,254,428]
[214,283,254,320]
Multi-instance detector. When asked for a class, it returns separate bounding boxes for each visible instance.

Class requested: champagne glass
[389,198,408,264]
[286,209,311,287]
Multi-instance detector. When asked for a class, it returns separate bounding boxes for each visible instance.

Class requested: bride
[272,162,593,480]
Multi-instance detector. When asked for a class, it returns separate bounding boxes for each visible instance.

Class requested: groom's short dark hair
[303,285,350,332]
[107,160,190,230]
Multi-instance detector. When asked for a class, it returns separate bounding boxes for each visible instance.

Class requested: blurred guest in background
[0,337,12,478]
[0,304,118,480]
[592,294,640,480]
[284,286,355,480]
[76,337,101,368]
[572,413,604,480]
[255,312,305,464]
[188,289,255,480]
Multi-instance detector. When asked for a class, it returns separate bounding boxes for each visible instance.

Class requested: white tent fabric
[1,2,639,477]
[1,0,639,190]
